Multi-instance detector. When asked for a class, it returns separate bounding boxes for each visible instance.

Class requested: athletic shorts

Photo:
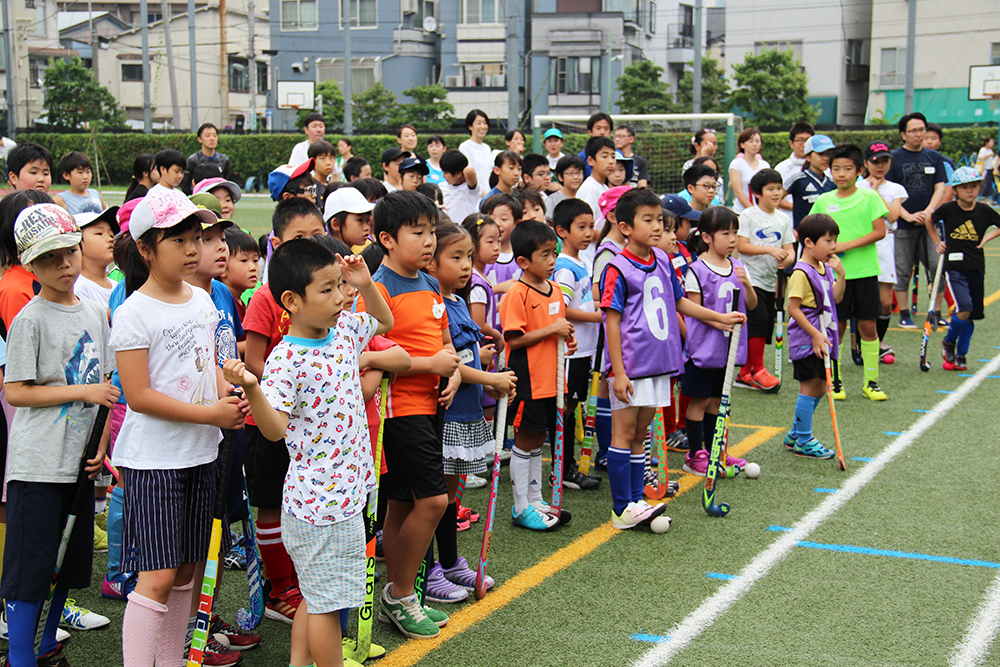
[681,360,726,399]
[876,232,896,284]
[244,423,289,510]
[381,415,447,502]
[1,480,92,601]
[835,276,880,322]
[121,462,216,572]
[565,357,592,403]
[281,511,365,614]
[609,374,673,411]
[510,396,557,437]
[792,354,826,383]
[947,270,985,320]
[747,287,777,341]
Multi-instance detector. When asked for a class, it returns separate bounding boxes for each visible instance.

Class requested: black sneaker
[954,355,967,371]
[664,430,690,452]
[935,311,948,329]
[562,468,600,490]
[942,338,956,365]
[594,457,608,471]
[851,347,863,366]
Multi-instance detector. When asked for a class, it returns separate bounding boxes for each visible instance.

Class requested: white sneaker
[464,474,487,489]
[0,607,71,642]
[529,499,553,514]
[611,500,667,529]
[60,598,110,630]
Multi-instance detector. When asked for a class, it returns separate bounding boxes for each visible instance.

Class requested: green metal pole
[724,119,736,207]
[532,124,542,155]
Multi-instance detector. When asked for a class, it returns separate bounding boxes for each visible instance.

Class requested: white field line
[632,354,1000,667]
[950,572,1000,666]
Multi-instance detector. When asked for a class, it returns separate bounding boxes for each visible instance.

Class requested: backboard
[276,80,315,109]
[969,65,1000,100]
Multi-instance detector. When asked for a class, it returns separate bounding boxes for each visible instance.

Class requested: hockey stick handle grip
[75,405,110,509]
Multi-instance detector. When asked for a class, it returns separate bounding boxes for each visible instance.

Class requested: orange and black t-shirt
[499,279,565,400]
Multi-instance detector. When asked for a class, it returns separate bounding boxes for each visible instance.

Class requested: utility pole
[602,35,611,112]
[343,0,352,133]
[3,0,18,137]
[188,0,198,129]
[162,0,181,127]
[903,0,916,114]
[88,0,99,82]
[140,0,152,132]
[505,11,517,129]
[248,0,256,132]
[692,0,703,114]
[219,0,229,126]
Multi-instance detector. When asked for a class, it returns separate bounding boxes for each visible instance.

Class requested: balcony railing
[667,23,693,49]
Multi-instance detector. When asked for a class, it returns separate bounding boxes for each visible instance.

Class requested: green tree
[728,49,818,127]
[42,56,127,131]
[674,57,731,113]
[295,79,345,131]
[353,82,405,130]
[615,60,676,114]
[401,84,455,126]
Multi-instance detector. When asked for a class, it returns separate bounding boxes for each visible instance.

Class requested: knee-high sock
[877,314,890,342]
[946,313,965,342]
[107,484,124,578]
[703,413,719,452]
[340,608,349,631]
[528,448,544,504]
[832,356,841,386]
[957,320,975,356]
[677,393,691,429]
[0,522,6,584]
[630,453,646,504]
[607,447,631,515]
[861,338,880,385]
[257,520,296,594]
[122,592,167,667]
[7,598,41,665]
[510,447,531,515]
[435,503,458,570]
[596,398,612,460]
[686,417,704,454]
[794,394,815,444]
[742,336,766,376]
[157,581,193,667]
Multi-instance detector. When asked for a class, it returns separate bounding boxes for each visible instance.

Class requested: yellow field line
[984,288,1000,307]
[378,424,784,667]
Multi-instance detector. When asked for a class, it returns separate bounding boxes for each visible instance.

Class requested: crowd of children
[0,108,995,666]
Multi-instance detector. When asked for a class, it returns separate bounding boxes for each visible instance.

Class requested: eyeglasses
[696,182,718,191]
[791,137,809,145]
[289,185,317,196]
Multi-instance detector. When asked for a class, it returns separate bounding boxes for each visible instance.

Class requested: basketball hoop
[988,94,1000,112]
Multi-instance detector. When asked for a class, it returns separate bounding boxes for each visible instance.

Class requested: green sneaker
[95,506,108,532]
[422,604,449,628]
[794,437,834,459]
[379,586,440,639]
[783,433,796,450]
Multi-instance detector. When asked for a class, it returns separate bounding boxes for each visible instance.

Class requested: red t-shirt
[0,265,37,336]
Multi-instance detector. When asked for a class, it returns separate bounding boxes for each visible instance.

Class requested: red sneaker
[751,368,781,392]
[456,504,480,523]
[264,583,302,625]
[202,634,243,665]
[210,613,260,650]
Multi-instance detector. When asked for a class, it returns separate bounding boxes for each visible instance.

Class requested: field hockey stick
[644,408,678,499]
[187,424,239,667]
[103,456,119,481]
[551,337,566,518]
[920,244,946,372]
[235,474,263,631]
[455,474,467,507]
[823,345,847,470]
[850,318,860,363]
[349,377,388,663]
[911,261,920,315]
[577,329,604,476]
[703,290,741,518]
[774,271,785,388]
[34,404,109,654]
[476,353,507,600]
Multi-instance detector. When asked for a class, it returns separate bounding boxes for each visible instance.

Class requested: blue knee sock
[957,320,975,356]
[340,608,349,631]
[946,314,964,342]
[794,394,815,444]
[630,453,645,504]
[607,447,631,515]
[7,599,42,665]
[38,587,67,656]
[596,398,612,460]
[107,484,124,578]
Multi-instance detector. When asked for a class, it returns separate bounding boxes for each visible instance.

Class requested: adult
[0,136,16,163]
[425,135,446,185]
[977,137,996,203]
[334,138,354,182]
[613,124,649,188]
[886,111,948,327]
[181,123,231,194]
[773,121,815,221]
[288,112,326,166]
[728,127,769,214]
[504,129,525,155]
[680,128,719,176]
[397,124,419,154]
[459,109,493,194]
[576,112,613,178]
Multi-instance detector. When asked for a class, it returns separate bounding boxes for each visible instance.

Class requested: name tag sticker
[826,204,840,213]
[924,166,935,174]
[432,302,445,319]
[949,252,964,262]
[549,301,560,315]
[458,348,474,364]
[672,255,686,268]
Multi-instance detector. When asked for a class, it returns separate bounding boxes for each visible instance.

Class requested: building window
[649,0,656,33]
[316,61,377,95]
[257,61,268,94]
[754,40,803,62]
[121,63,143,81]
[281,0,317,30]
[458,0,504,24]
[28,59,41,88]
[880,47,905,86]
[549,57,600,95]
[992,42,1000,65]
[341,0,376,27]
[24,0,34,7]
[147,12,162,22]
[846,39,863,65]
[459,63,504,87]
[230,56,250,93]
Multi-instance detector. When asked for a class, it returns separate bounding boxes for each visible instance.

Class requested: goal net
[531,113,742,199]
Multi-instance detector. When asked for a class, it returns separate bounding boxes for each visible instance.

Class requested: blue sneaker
[511,505,558,531]
[794,438,834,459]
[898,311,916,329]
[102,571,138,600]
[783,433,797,450]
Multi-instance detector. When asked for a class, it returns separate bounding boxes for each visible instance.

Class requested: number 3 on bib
[643,277,670,341]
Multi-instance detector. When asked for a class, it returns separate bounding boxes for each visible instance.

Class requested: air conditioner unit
[444,75,460,87]
[401,0,417,14]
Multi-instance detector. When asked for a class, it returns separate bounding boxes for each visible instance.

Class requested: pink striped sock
[157,581,194,667]
[122,592,167,667]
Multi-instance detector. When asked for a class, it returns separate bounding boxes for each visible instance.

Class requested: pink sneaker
[725,454,747,469]
[683,450,709,476]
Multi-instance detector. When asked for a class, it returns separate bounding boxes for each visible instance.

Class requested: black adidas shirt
[932,201,1000,273]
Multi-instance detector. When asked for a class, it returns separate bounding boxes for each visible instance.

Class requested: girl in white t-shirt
[859,144,908,361]
[728,128,770,214]
[109,189,245,665]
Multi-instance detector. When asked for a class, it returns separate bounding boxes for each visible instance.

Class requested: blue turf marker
[912,409,930,413]
[938,390,953,394]
[883,431,906,436]
[980,359,992,363]
[632,634,671,643]
[706,572,738,580]
[852,456,874,462]
[768,525,792,533]
[795,542,1000,569]
[814,488,838,494]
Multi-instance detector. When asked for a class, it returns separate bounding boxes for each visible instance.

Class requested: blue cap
[948,166,982,187]
[268,158,314,201]
[543,128,563,140]
[804,134,835,154]
[614,150,634,183]
[399,156,429,176]
[661,194,701,221]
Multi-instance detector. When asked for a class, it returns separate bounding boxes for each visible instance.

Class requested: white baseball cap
[324,186,375,222]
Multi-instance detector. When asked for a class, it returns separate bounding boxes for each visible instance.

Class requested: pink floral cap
[128,185,219,239]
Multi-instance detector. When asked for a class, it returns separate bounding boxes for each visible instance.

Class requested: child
[606,150,633,188]
[153,149,186,190]
[356,190,462,639]
[425,222,515,600]
[380,148,408,192]
[193,176,242,222]
[222,226,259,322]
[306,140,337,201]
[439,150,481,223]
[5,143,53,192]
[543,128,564,171]
[481,193,523,294]
[783,134,835,230]
[324,186,374,251]
[575,112,613,178]
[577,136,616,233]
[681,207,757,475]
[399,157,430,192]
[735,168,794,390]
[343,157,371,183]
[108,188,245,666]
[426,135,447,185]
[0,190,53,337]
[512,188,546,224]
[73,207,120,308]
[499,220,576,530]
[124,154,158,203]
[481,151,522,202]
[784,214,845,459]
[602,191,745,522]
[269,159,318,205]
[520,154,552,195]
[552,199,601,491]
[930,167,1000,371]
[2,204,116,666]
[243,198,327,624]
[858,141,907,364]
[350,178,387,204]
[223,238,392,667]
[546,154,586,213]
[681,162,722,212]
[53,152,107,215]
[809,144,888,401]
[463,213,503,354]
